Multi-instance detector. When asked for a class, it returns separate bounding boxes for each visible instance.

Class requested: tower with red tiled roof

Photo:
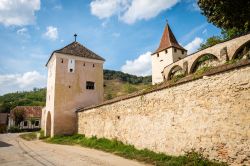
[151,23,187,84]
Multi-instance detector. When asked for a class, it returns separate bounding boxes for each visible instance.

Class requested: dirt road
[0,133,147,166]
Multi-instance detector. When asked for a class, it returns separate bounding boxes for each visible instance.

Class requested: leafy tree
[30,117,36,129]
[198,0,250,33]
[13,109,25,126]
[200,36,223,50]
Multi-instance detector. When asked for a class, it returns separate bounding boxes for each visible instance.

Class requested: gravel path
[0,133,147,166]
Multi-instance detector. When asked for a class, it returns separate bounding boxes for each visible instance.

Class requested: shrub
[8,126,21,133]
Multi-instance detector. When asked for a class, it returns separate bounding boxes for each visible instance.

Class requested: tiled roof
[10,106,42,119]
[46,41,105,66]
[153,23,186,54]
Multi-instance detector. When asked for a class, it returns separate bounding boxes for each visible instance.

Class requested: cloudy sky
[0,0,221,95]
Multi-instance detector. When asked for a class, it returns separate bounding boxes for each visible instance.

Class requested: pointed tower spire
[154,23,186,54]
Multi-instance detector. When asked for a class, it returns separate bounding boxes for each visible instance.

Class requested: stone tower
[44,40,105,137]
[151,23,187,84]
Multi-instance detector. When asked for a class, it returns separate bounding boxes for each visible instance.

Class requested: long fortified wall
[77,60,250,165]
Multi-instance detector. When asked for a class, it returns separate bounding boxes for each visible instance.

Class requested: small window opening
[24,121,28,127]
[70,69,73,72]
[117,116,120,120]
[165,50,168,54]
[157,53,159,57]
[174,48,177,53]
[93,64,95,67]
[83,63,85,66]
[86,81,95,90]
[61,59,63,63]
[69,85,71,88]
[182,50,184,54]
[35,121,39,126]
[160,60,163,62]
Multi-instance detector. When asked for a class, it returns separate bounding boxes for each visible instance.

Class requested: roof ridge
[46,41,105,66]
[153,23,186,54]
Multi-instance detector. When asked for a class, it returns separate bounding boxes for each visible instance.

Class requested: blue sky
[0,0,221,95]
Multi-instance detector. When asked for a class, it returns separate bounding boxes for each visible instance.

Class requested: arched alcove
[232,40,250,60]
[167,65,185,80]
[190,54,219,73]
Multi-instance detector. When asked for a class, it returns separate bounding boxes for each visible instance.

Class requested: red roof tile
[10,106,42,119]
[153,23,186,54]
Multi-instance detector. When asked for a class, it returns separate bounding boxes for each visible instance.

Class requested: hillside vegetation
[0,70,151,113]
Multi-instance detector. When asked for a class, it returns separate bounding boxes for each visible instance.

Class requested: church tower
[44,37,105,137]
[151,23,187,84]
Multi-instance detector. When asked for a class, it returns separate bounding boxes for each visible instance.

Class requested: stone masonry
[78,62,250,165]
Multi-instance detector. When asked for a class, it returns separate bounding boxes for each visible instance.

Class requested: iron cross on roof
[74,33,77,42]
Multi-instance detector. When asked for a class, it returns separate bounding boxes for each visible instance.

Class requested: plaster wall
[152,47,187,84]
[45,53,104,136]
[78,65,250,165]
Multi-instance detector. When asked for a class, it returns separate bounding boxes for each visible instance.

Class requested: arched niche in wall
[232,40,250,60]
[190,53,219,74]
[167,65,185,80]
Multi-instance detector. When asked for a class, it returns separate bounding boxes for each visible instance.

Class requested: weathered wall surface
[78,64,250,165]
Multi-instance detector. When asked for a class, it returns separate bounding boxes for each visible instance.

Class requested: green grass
[20,132,38,141]
[46,134,226,166]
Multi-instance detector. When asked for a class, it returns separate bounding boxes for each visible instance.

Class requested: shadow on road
[0,141,12,147]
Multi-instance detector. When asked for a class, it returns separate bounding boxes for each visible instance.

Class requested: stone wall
[77,63,250,165]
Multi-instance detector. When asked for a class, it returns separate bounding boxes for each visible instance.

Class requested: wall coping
[76,59,250,113]
[162,33,250,71]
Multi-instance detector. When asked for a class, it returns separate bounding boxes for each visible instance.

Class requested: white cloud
[17,28,27,35]
[121,51,152,76]
[0,0,40,26]
[184,37,203,54]
[90,0,121,19]
[0,71,46,95]
[43,26,58,41]
[90,0,180,24]
[53,5,62,10]
[121,0,180,24]
[112,32,120,37]
[180,22,208,43]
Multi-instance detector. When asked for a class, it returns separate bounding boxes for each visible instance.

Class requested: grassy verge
[20,130,48,141]
[20,132,38,141]
[46,134,226,166]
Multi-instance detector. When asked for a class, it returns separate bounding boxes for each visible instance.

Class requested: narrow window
[68,59,75,72]
[61,59,63,63]
[69,85,71,88]
[182,50,184,54]
[157,53,159,57]
[24,121,28,127]
[174,48,177,53]
[35,121,39,127]
[83,63,85,66]
[86,81,95,90]
[93,64,95,67]
[165,49,168,54]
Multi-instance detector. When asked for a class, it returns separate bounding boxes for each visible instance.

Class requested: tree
[30,117,36,129]
[200,36,223,50]
[13,109,25,126]
[198,0,250,33]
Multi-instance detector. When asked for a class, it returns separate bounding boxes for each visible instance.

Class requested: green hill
[0,70,151,113]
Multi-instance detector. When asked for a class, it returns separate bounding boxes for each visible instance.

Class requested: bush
[0,124,7,133]
[8,126,21,133]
